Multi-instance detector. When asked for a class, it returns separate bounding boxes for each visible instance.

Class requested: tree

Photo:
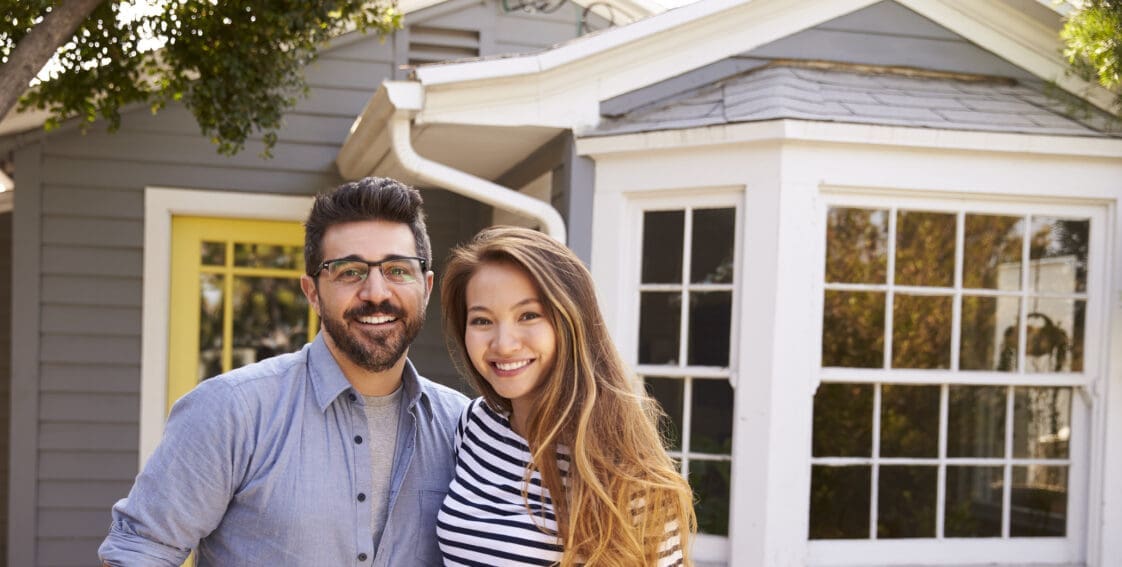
[1062,0,1122,116]
[0,1,401,156]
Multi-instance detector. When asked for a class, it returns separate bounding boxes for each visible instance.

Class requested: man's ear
[424,270,435,306]
[300,275,321,317]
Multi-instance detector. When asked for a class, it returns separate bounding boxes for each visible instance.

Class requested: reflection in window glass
[822,290,885,368]
[688,292,731,367]
[1024,299,1084,373]
[692,460,731,536]
[232,277,310,366]
[895,210,956,287]
[960,296,1020,371]
[963,214,1023,290]
[812,383,873,458]
[645,377,683,451]
[691,379,734,455]
[945,466,1003,537]
[691,208,735,283]
[809,465,871,539]
[947,386,1006,458]
[198,274,224,381]
[892,294,952,369]
[201,241,226,266]
[881,385,939,458]
[642,210,684,284]
[1011,465,1067,537]
[826,207,888,284]
[234,243,302,270]
[878,466,937,538]
[1029,217,1088,293]
[638,292,681,365]
[1013,387,1071,460]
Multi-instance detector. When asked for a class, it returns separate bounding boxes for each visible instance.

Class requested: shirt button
[357,492,366,502]
[358,553,368,561]
[348,393,357,402]
[354,435,363,444]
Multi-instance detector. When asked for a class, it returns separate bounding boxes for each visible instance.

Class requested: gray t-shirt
[363,385,403,551]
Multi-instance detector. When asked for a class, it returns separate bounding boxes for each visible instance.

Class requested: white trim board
[139,187,313,468]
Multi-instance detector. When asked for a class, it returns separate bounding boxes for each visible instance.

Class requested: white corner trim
[139,187,313,469]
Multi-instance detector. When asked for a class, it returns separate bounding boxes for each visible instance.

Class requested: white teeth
[359,315,396,324]
[495,360,531,371]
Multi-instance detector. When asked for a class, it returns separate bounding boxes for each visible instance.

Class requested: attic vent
[408,25,480,66]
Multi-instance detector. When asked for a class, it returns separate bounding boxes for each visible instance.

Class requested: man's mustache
[345,300,404,320]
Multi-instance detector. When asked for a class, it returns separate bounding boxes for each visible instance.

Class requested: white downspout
[384,85,567,243]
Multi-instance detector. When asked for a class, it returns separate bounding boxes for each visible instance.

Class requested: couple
[99,177,695,566]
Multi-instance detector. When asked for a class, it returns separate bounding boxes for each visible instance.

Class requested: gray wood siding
[9,1,592,563]
[1,211,11,566]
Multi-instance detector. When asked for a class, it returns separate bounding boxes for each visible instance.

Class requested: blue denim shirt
[99,334,468,566]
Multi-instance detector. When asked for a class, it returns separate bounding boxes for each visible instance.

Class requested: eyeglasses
[313,256,428,285]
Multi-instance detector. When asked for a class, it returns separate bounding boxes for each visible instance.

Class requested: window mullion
[871,383,882,539]
[679,208,693,367]
[937,384,948,539]
[1002,384,1015,538]
[1018,214,1030,373]
[951,211,964,371]
[884,209,897,370]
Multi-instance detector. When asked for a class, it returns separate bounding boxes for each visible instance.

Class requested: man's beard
[320,298,425,372]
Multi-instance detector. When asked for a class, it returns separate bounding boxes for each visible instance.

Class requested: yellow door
[167,216,318,412]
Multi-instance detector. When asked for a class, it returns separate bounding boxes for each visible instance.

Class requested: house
[0,0,637,564]
[335,0,1122,566]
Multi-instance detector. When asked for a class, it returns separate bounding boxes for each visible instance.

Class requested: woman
[437,226,696,566]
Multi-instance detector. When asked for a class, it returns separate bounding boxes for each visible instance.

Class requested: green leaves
[2,0,402,156]
[1061,0,1122,114]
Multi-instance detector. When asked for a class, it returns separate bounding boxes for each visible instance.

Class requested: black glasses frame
[312,256,429,279]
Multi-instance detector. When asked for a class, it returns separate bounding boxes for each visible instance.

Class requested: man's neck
[325,343,409,396]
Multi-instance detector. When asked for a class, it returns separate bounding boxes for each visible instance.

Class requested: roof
[592,61,1122,138]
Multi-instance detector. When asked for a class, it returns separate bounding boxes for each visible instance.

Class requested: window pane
[1013,387,1071,459]
[645,377,683,451]
[826,207,888,284]
[691,208,735,283]
[638,292,680,365]
[642,210,684,284]
[947,386,1006,458]
[963,214,1023,290]
[878,465,937,538]
[822,290,885,368]
[945,466,1003,537]
[809,465,871,539]
[813,383,873,458]
[1029,217,1088,293]
[895,210,956,287]
[1011,465,1067,537]
[881,385,940,458]
[892,294,952,369]
[198,273,224,381]
[1025,299,1084,373]
[691,379,733,455]
[691,460,731,536]
[231,277,310,367]
[960,295,1020,371]
[688,291,731,366]
[201,241,226,266]
[233,243,302,270]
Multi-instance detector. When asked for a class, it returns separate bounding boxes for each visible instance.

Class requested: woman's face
[464,262,556,422]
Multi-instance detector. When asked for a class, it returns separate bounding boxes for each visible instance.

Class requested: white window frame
[807,190,1110,566]
[615,188,744,564]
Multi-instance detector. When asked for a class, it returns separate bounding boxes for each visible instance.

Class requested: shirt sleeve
[99,378,254,566]
[452,399,476,457]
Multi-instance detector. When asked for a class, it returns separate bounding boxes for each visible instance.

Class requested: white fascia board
[898,0,1117,113]
[337,81,424,179]
[575,120,1122,159]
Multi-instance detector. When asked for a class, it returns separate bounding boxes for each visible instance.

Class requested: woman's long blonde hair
[441,226,696,566]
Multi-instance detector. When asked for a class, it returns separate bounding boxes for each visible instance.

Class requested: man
[99,177,469,566]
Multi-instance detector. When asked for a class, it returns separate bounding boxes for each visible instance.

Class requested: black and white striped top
[436,398,685,566]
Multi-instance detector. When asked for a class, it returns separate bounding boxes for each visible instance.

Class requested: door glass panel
[1010,465,1067,537]
[947,386,1006,458]
[198,274,224,382]
[963,214,1023,290]
[881,385,939,458]
[638,292,680,365]
[201,241,226,266]
[1029,217,1088,293]
[642,210,684,284]
[895,210,956,287]
[645,377,683,451]
[892,294,952,369]
[232,277,310,367]
[826,207,888,284]
[1013,387,1071,459]
[812,383,873,458]
[809,465,871,539]
[1024,299,1084,373]
[960,295,1020,371]
[691,208,735,283]
[822,290,885,368]
[688,291,731,366]
[945,466,1003,537]
[878,465,937,538]
[234,242,303,270]
[691,460,731,536]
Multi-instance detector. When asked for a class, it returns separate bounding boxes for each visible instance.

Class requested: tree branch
[0,0,104,124]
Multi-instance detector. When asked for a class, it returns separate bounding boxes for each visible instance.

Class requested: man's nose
[357,270,393,302]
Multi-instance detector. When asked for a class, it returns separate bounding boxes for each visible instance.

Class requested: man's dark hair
[304,177,432,276]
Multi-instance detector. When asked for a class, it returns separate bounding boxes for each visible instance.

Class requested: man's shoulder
[202,348,309,398]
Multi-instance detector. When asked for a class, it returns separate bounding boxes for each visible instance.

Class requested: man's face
[300,220,433,373]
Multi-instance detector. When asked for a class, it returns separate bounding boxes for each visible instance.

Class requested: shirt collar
[307,333,429,413]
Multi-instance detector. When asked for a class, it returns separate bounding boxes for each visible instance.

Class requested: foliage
[0,1,402,156]
[1061,0,1122,115]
